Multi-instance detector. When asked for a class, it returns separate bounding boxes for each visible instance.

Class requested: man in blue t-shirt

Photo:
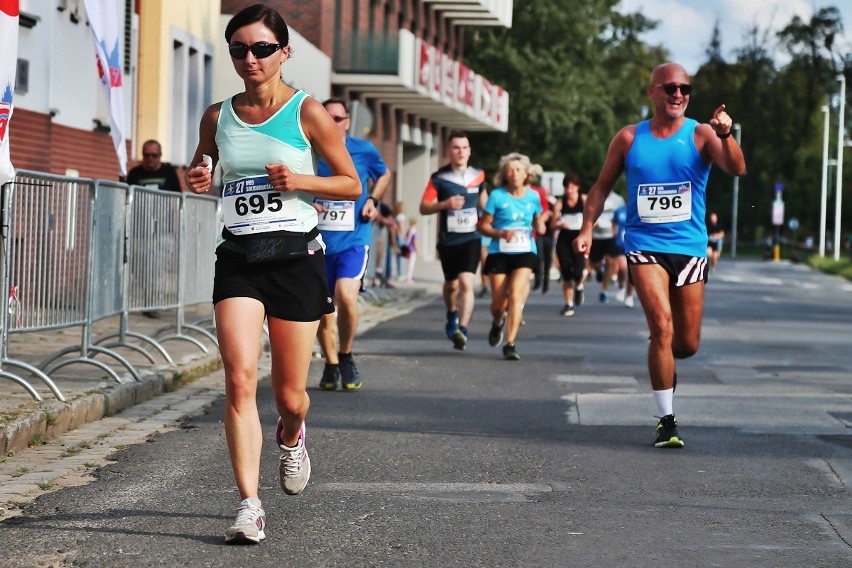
[315,98,391,391]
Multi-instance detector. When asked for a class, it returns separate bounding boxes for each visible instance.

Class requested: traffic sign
[772,198,785,226]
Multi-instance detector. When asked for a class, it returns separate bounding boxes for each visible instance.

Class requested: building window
[15,59,28,94]
[169,30,214,166]
[123,0,133,74]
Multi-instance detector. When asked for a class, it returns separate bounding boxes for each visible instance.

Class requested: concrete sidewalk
[0,281,440,457]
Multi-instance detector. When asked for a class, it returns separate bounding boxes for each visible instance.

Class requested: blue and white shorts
[325,245,370,293]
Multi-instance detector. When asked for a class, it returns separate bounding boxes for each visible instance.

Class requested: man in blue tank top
[574,62,746,448]
[315,98,391,391]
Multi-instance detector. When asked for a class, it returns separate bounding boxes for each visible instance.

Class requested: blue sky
[618,0,852,74]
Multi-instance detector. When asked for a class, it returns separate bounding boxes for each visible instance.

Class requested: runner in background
[315,98,391,392]
[552,174,587,316]
[530,166,555,294]
[479,152,544,360]
[419,131,488,351]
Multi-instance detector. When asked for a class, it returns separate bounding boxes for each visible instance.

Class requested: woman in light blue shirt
[479,152,545,361]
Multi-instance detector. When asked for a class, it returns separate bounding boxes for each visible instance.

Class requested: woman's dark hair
[563,173,581,188]
[225,3,290,46]
[322,97,350,113]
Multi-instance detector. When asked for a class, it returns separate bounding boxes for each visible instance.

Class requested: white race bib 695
[316,199,355,231]
[636,182,692,224]
[223,175,299,235]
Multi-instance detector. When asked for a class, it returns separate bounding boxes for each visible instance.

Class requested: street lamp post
[834,74,845,261]
[730,123,741,258]
[820,104,830,257]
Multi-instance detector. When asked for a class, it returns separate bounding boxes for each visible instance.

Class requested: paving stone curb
[0,353,223,456]
[0,284,437,459]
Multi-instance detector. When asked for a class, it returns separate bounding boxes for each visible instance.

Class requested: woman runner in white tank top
[185,4,359,545]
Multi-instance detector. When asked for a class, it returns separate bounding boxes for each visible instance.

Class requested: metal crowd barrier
[0,171,220,401]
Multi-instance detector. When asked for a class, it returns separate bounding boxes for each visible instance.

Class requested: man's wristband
[717,130,732,139]
[369,196,380,207]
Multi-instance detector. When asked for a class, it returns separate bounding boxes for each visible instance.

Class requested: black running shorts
[437,239,481,281]
[626,250,709,287]
[555,234,587,283]
[213,247,335,322]
[483,252,538,274]
[590,237,620,263]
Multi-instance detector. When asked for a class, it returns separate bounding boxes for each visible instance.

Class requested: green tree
[460,2,852,250]
[462,0,664,187]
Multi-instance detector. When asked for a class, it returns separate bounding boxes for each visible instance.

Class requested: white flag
[0,0,19,186]
[83,0,128,177]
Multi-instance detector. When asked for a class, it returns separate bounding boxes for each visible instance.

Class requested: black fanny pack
[222,227,320,264]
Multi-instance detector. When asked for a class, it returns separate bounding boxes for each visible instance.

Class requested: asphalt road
[1,258,851,567]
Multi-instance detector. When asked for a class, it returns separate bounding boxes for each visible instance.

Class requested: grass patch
[28,433,46,448]
[806,254,852,281]
[11,467,29,478]
[59,440,92,458]
[37,481,54,491]
[45,412,57,427]
[83,462,99,468]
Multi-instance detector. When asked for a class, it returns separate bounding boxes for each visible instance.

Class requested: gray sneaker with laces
[338,354,362,390]
[225,498,266,544]
[277,418,311,495]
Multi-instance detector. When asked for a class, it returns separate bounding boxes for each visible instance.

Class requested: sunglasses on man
[228,42,283,60]
[653,83,692,96]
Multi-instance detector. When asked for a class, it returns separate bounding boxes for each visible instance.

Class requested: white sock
[653,388,674,417]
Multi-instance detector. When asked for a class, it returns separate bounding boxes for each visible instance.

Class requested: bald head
[650,62,689,86]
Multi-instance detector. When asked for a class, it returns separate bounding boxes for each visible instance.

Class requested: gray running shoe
[319,364,341,390]
[225,498,266,544]
[574,287,585,306]
[560,304,575,317]
[488,319,505,347]
[452,327,468,350]
[339,354,362,390]
[277,419,311,494]
[502,343,520,361]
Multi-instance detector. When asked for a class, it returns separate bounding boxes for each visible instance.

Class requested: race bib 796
[636,182,692,224]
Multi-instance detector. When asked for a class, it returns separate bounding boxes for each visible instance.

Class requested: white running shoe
[225,498,266,544]
[277,419,311,495]
[624,295,635,308]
